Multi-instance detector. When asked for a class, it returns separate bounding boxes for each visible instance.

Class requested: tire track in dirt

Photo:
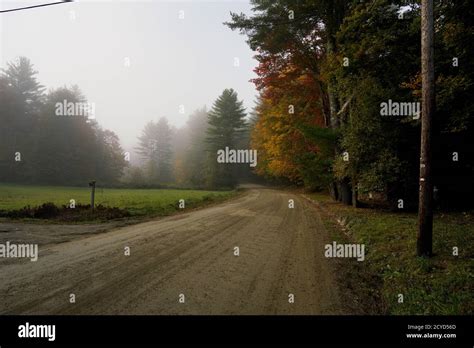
[0,188,351,314]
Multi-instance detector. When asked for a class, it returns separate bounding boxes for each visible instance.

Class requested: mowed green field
[0,183,236,216]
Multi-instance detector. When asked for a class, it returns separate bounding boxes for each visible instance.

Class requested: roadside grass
[0,183,237,221]
[309,192,474,315]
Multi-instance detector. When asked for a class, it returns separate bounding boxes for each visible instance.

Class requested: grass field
[0,183,237,217]
[310,193,474,315]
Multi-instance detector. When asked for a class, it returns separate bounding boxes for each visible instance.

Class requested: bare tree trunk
[327,36,353,205]
[418,0,435,257]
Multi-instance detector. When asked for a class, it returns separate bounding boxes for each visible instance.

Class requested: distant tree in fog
[136,117,173,183]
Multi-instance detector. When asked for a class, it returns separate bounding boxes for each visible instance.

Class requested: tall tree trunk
[418,0,435,257]
[327,38,341,130]
[329,182,338,201]
[339,178,352,205]
[352,179,358,208]
[327,35,353,205]
[317,81,331,128]
[322,1,353,205]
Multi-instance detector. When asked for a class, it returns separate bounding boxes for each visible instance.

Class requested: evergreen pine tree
[206,89,247,188]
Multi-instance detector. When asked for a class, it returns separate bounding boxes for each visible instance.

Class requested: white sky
[0,0,258,151]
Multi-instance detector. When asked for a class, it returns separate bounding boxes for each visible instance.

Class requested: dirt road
[0,188,350,315]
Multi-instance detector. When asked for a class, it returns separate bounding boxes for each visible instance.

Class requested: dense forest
[227,0,474,209]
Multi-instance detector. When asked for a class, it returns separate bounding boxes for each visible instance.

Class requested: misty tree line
[0,57,127,185]
[0,56,253,189]
[126,89,254,189]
